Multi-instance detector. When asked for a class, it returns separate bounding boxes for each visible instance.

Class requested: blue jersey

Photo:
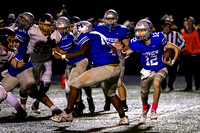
[8,23,33,76]
[59,32,85,65]
[129,32,167,72]
[94,23,130,46]
[75,31,119,67]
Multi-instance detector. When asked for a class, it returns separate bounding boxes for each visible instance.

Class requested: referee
[161,22,185,91]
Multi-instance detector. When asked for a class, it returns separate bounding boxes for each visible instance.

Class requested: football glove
[22,54,31,63]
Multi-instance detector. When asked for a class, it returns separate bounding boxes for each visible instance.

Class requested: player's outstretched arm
[114,39,133,57]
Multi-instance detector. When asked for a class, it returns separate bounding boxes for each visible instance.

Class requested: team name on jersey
[142,49,159,56]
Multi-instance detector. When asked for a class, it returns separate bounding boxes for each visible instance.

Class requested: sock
[64,108,72,114]
[50,105,58,111]
[142,104,149,111]
[6,92,21,110]
[152,102,158,110]
[122,100,127,106]
[119,112,125,118]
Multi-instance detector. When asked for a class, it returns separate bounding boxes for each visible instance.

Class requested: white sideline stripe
[97,105,200,133]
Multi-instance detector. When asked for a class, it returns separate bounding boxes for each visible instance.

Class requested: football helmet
[0,28,19,50]
[103,9,118,30]
[70,16,81,32]
[134,19,153,41]
[38,13,54,35]
[73,21,93,40]
[15,12,34,30]
[55,16,70,36]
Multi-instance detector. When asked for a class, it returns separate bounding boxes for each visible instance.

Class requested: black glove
[46,36,56,48]
[22,54,30,63]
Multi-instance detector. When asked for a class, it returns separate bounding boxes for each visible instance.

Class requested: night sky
[0,0,198,74]
[0,0,198,29]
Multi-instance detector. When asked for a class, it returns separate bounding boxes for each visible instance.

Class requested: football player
[52,16,95,115]
[0,27,28,120]
[51,21,129,125]
[94,9,130,112]
[22,13,55,114]
[1,12,61,117]
[115,19,180,123]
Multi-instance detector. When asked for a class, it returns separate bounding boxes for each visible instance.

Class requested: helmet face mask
[38,13,54,35]
[103,9,118,30]
[55,16,71,36]
[0,28,19,51]
[134,19,153,41]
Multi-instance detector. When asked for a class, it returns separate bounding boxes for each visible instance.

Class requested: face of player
[58,28,68,36]
[105,18,115,24]
[135,29,147,39]
[17,17,29,28]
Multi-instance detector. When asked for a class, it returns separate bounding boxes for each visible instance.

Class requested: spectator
[181,16,200,91]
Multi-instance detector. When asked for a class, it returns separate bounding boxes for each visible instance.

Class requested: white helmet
[73,21,93,40]
[15,12,34,30]
[56,16,70,29]
[134,19,153,41]
[103,9,118,29]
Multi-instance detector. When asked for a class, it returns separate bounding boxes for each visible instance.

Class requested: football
[163,48,175,61]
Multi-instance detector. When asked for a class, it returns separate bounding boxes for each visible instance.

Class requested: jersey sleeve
[75,33,91,47]
[159,32,167,47]
[59,34,74,52]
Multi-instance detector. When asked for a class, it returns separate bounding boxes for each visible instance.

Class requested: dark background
[0,1,198,75]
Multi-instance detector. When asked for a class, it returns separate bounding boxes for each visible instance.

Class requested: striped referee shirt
[162,31,185,51]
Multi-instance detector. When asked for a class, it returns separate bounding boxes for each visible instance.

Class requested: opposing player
[94,9,130,111]
[23,13,55,114]
[0,28,28,119]
[115,19,180,123]
[2,12,61,117]
[52,16,95,115]
[51,21,129,125]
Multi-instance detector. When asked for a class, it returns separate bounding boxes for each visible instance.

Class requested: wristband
[61,54,66,60]
[171,60,175,65]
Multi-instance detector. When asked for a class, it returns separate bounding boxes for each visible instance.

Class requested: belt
[107,63,119,67]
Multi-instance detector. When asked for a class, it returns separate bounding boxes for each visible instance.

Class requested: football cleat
[87,98,95,113]
[50,111,73,122]
[140,105,150,123]
[150,109,157,120]
[117,116,129,125]
[31,100,41,114]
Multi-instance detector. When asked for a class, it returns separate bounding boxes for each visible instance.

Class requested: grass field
[0,85,200,132]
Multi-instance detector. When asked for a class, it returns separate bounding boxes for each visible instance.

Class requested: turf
[0,85,200,132]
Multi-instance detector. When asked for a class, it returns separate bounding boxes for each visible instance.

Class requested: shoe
[31,100,41,114]
[10,107,27,121]
[50,111,73,122]
[117,116,129,125]
[104,98,111,111]
[73,100,85,116]
[87,98,95,113]
[140,105,150,123]
[52,108,62,116]
[150,109,157,120]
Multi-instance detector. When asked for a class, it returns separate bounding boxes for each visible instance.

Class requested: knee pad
[39,81,51,93]
[27,85,45,101]
[19,89,28,99]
